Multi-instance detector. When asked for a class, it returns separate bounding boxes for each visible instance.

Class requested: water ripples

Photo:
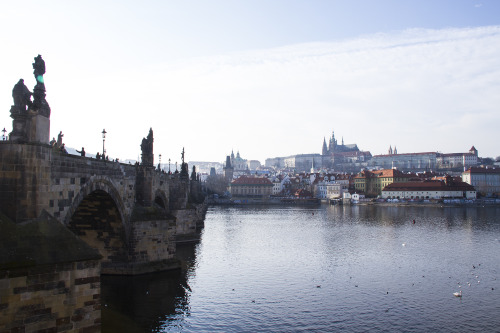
[102,205,500,332]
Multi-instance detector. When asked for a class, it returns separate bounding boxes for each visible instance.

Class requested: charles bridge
[0,55,207,332]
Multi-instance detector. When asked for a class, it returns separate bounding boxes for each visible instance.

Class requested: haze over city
[1,0,499,164]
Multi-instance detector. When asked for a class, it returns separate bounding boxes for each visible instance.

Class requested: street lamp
[2,128,6,141]
[168,158,171,173]
[159,154,162,170]
[101,129,107,157]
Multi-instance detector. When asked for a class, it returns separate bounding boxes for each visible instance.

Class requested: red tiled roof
[373,152,437,157]
[383,180,475,192]
[463,167,500,174]
[355,169,410,179]
[439,153,475,157]
[231,176,272,185]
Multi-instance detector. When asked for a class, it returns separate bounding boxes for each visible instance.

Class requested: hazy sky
[1,0,499,165]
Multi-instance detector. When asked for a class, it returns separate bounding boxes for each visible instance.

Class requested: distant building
[229,176,273,198]
[462,167,500,197]
[326,183,344,199]
[369,152,437,171]
[354,169,412,197]
[381,179,476,200]
[283,154,323,171]
[322,130,359,155]
[370,146,479,172]
[230,150,248,171]
[436,146,478,170]
[247,160,261,170]
[321,130,370,170]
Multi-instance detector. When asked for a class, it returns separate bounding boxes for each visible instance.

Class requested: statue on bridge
[56,131,64,148]
[140,128,154,166]
[31,55,51,117]
[11,79,32,114]
[191,166,197,181]
[8,54,50,144]
[180,147,189,179]
[33,55,46,83]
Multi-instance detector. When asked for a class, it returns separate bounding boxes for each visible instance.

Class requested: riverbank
[350,198,500,207]
[208,197,320,206]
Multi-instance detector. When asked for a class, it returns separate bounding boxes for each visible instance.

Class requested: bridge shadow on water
[101,243,197,332]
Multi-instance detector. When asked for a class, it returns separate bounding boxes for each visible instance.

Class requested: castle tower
[224,155,234,183]
[469,146,478,156]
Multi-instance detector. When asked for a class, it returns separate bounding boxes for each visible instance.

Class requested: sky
[1,0,499,165]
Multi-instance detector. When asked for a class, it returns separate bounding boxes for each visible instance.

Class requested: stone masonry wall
[121,219,178,274]
[173,203,207,242]
[0,260,101,333]
[0,142,138,225]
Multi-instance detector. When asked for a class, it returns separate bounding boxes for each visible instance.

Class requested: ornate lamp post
[101,129,107,157]
[2,128,6,141]
[159,154,162,170]
[168,158,171,173]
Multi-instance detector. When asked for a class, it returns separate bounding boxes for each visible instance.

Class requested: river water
[102,205,500,332]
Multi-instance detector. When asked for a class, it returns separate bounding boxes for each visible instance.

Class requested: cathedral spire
[322,137,328,155]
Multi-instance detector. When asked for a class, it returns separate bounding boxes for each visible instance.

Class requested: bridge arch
[64,176,128,228]
[154,189,169,211]
[64,177,130,272]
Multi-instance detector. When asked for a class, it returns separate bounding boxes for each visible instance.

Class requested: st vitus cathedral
[321,130,359,155]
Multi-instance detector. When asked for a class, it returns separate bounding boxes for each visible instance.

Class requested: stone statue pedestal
[28,114,50,144]
[9,111,30,142]
[141,153,154,167]
[9,109,50,145]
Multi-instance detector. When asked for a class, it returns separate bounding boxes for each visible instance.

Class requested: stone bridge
[0,55,207,332]
[0,140,206,274]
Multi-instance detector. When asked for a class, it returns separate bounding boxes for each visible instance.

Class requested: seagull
[453,291,462,297]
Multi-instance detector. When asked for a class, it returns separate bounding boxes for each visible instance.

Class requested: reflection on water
[102,205,500,332]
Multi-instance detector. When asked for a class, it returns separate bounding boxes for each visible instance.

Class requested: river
[102,205,500,332]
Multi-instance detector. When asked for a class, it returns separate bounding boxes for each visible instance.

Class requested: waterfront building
[326,183,344,199]
[271,178,282,195]
[354,169,412,197]
[229,176,273,198]
[310,173,352,200]
[294,189,313,199]
[461,167,500,197]
[312,175,335,199]
[381,178,476,200]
